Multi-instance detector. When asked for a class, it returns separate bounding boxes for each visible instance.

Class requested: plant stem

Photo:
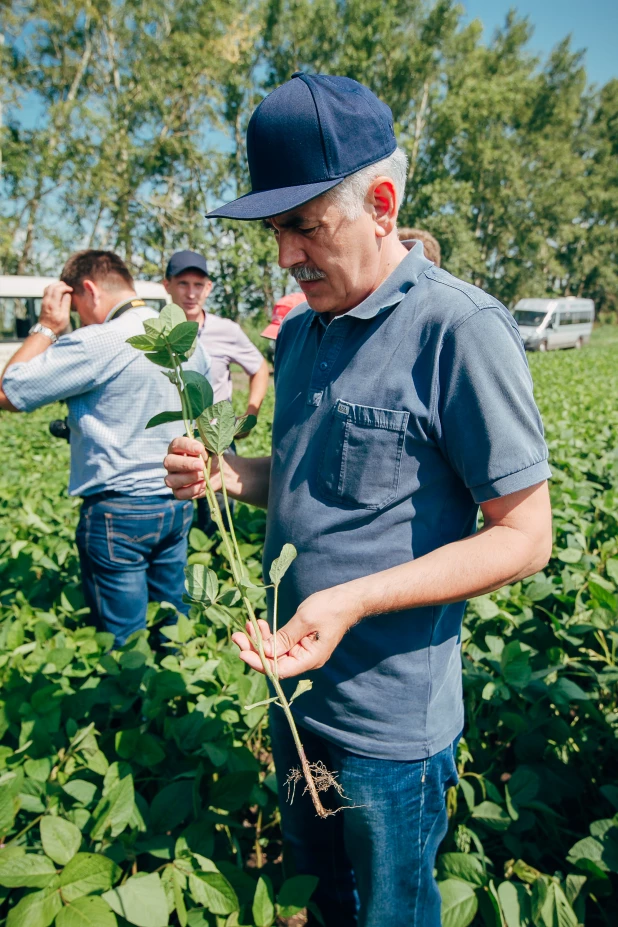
[169,350,331,817]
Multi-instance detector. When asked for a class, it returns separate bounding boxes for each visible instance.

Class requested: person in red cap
[261,292,307,340]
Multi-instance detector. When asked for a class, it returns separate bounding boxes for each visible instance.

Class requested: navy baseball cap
[165,250,209,278]
[206,73,397,221]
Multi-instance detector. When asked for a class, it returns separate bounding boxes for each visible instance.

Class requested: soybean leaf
[103,872,169,927]
[531,878,578,927]
[90,775,134,840]
[158,304,187,333]
[269,544,298,586]
[234,413,257,437]
[277,875,319,917]
[189,871,239,915]
[40,815,82,866]
[197,401,237,454]
[182,370,214,418]
[6,879,62,927]
[126,333,159,352]
[56,896,118,927]
[167,321,199,354]
[145,410,185,429]
[59,853,120,902]
[436,853,488,887]
[471,801,511,832]
[185,564,219,604]
[244,696,279,711]
[0,853,57,888]
[438,879,478,927]
[497,881,531,927]
[289,679,313,703]
[144,349,178,369]
[150,782,193,833]
[252,874,275,927]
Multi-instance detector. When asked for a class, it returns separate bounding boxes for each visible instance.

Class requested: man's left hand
[232,585,362,678]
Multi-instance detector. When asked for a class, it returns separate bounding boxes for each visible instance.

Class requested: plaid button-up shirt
[3,304,210,497]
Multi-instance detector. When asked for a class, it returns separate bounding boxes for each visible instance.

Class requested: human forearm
[246,360,270,416]
[344,519,550,622]
[219,453,271,508]
[234,482,552,678]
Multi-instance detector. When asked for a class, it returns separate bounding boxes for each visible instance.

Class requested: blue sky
[461,0,618,87]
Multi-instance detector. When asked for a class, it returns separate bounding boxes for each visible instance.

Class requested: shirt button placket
[306,322,346,407]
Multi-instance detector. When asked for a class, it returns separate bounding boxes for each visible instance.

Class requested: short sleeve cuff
[2,376,30,412]
[470,458,552,504]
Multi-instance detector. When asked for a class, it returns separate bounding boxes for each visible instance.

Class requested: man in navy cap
[164,73,552,926]
[164,250,270,531]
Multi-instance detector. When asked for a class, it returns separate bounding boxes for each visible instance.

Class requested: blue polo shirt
[263,242,550,760]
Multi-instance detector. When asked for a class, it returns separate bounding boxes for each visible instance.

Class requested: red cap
[261,292,306,339]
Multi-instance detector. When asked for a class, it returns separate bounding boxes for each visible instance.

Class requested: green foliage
[2,336,618,924]
[2,1,617,319]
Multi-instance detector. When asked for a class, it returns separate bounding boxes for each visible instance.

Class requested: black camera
[49,418,71,442]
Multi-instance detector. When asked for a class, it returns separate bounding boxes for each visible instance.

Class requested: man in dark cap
[163,250,269,420]
[164,73,552,926]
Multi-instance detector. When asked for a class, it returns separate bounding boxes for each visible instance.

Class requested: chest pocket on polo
[318,399,409,509]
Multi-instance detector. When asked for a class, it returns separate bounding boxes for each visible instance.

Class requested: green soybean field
[0,334,617,927]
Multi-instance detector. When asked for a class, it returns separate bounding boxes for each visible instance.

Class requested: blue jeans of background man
[76,493,193,646]
[269,707,459,927]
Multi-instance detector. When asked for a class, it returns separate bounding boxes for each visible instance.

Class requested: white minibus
[512,297,594,351]
[0,275,169,368]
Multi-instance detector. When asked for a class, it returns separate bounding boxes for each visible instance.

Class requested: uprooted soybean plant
[128,305,342,820]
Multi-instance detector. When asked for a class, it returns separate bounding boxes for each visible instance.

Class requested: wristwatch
[29,323,58,343]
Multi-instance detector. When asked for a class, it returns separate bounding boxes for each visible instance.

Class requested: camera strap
[107,297,146,322]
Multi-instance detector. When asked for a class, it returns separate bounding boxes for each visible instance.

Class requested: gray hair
[324,147,408,221]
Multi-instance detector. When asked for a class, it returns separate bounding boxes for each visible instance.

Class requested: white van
[0,275,169,368]
[512,297,594,351]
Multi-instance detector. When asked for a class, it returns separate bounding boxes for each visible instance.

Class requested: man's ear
[163,278,171,293]
[82,279,98,306]
[204,278,214,299]
[368,176,398,238]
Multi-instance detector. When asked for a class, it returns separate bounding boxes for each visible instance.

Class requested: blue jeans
[269,707,459,927]
[76,493,193,646]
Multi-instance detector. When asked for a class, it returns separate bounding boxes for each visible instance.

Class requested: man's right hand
[164,437,214,499]
[40,281,73,335]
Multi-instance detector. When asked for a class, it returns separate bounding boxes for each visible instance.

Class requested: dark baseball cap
[165,250,209,279]
[206,73,396,221]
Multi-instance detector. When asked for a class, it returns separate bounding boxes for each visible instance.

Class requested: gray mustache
[290,265,327,282]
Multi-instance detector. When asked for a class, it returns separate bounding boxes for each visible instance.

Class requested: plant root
[285,761,347,816]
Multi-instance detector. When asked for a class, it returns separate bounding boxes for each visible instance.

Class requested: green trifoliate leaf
[126,333,160,352]
[0,853,57,888]
[40,815,82,866]
[185,564,219,604]
[56,896,118,927]
[189,870,239,915]
[182,370,214,418]
[197,401,237,454]
[277,875,319,918]
[58,853,121,902]
[252,874,275,927]
[234,413,257,436]
[144,349,178,369]
[145,410,185,429]
[167,320,198,354]
[6,879,62,927]
[269,544,297,586]
[103,871,169,927]
[289,679,312,703]
[158,303,187,333]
